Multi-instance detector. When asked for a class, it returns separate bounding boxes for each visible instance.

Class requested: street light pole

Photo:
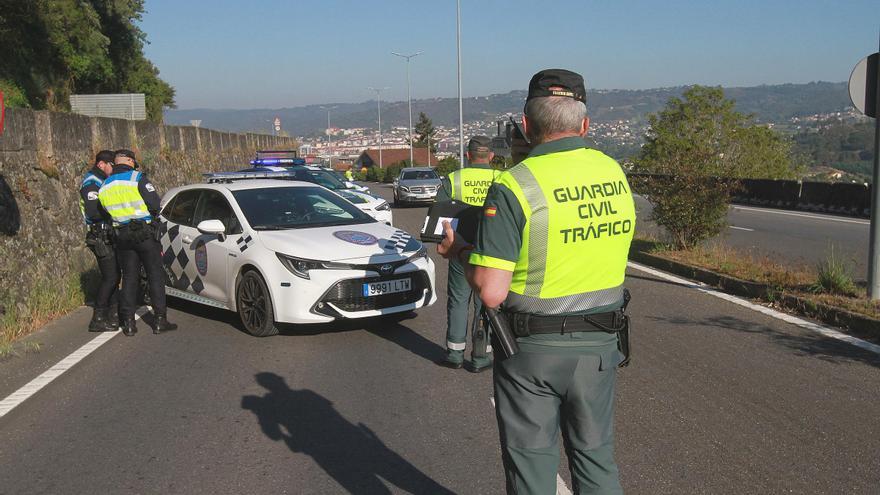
[320,105,337,168]
[392,51,422,167]
[368,87,389,169]
[456,0,464,169]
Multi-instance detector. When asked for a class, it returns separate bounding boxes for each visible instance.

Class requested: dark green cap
[467,135,493,153]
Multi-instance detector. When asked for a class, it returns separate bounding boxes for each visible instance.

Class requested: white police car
[248,159,392,225]
[157,171,436,336]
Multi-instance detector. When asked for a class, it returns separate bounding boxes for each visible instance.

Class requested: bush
[0,79,30,108]
[631,174,736,250]
[365,166,385,182]
[383,163,404,183]
[435,156,460,177]
[811,247,857,296]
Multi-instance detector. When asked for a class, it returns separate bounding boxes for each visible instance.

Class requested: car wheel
[236,270,279,337]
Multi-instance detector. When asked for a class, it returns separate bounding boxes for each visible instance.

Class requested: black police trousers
[87,243,120,311]
[117,236,167,319]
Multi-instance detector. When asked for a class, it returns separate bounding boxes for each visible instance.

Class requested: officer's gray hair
[523,96,587,143]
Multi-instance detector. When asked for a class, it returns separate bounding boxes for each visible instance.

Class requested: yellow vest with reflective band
[448,167,499,206]
[495,148,635,315]
[98,170,152,226]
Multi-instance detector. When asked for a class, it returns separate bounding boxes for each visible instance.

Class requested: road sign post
[849,44,880,299]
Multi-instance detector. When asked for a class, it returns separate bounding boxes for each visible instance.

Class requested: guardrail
[629,174,871,218]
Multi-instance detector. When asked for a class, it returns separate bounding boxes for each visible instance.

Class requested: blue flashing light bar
[249,158,306,166]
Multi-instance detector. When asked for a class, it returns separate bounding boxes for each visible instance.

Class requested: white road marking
[731,205,870,225]
[0,308,148,419]
[728,226,754,232]
[489,397,574,495]
[627,262,880,355]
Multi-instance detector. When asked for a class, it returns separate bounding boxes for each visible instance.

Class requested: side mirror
[197,219,226,241]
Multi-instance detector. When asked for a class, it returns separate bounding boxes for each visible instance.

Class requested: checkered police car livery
[158,172,436,336]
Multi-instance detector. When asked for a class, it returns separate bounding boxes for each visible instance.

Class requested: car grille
[409,186,437,194]
[314,271,431,315]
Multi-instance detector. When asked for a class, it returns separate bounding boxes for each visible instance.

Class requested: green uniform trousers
[446,258,490,366]
[493,340,623,494]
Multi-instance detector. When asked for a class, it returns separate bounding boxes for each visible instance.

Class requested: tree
[632,85,800,249]
[413,112,437,152]
[0,0,174,121]
[434,156,459,177]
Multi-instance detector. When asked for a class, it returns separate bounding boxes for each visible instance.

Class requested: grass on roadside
[632,235,880,320]
[0,271,92,358]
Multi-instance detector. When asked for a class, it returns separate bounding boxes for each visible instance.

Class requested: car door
[190,189,241,303]
[160,189,201,293]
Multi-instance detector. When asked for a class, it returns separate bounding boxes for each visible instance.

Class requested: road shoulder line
[0,309,146,419]
[627,261,880,355]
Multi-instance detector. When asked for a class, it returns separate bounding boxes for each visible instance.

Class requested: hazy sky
[140,0,878,110]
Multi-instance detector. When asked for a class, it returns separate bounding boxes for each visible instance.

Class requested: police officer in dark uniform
[98,150,177,336]
[80,150,121,332]
[439,69,635,494]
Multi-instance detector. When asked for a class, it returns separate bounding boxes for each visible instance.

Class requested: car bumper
[268,257,436,324]
[398,190,437,202]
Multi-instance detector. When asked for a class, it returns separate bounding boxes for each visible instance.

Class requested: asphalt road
[1,183,879,494]
[635,196,871,280]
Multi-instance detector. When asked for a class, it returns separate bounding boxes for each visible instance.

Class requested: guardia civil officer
[98,150,177,336]
[80,150,121,332]
[438,69,635,494]
[436,136,499,372]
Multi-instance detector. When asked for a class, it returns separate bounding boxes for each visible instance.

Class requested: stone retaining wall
[0,108,295,317]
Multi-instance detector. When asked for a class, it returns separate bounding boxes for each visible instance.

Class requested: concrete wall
[0,108,295,315]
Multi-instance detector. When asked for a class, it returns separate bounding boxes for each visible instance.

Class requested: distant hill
[165,81,851,136]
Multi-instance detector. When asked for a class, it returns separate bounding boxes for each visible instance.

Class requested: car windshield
[296,168,347,190]
[233,186,374,230]
[400,170,438,181]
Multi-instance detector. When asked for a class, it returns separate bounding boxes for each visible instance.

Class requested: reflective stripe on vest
[450,167,499,206]
[497,147,635,315]
[79,172,103,224]
[98,171,152,226]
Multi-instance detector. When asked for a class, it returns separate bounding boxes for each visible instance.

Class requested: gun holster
[481,307,520,361]
[86,224,113,258]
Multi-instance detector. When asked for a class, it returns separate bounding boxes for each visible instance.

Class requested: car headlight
[277,253,323,279]
[400,186,410,192]
[376,202,390,211]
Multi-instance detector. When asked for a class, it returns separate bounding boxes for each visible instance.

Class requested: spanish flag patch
[485,206,497,217]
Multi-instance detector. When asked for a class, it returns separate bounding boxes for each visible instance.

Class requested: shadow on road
[363,314,448,363]
[647,314,880,368]
[241,372,455,495]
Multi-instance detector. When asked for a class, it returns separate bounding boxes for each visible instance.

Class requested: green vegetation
[633,236,880,321]
[632,86,801,249]
[0,0,175,121]
[434,156,460,177]
[1,270,90,358]
[812,248,858,297]
[413,112,437,152]
[793,120,874,182]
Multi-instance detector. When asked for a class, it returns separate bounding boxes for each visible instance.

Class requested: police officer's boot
[153,313,178,334]
[120,317,138,337]
[88,307,116,332]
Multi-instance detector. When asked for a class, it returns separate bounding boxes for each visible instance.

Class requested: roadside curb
[629,249,880,344]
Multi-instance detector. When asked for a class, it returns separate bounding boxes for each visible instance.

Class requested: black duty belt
[508,310,626,336]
